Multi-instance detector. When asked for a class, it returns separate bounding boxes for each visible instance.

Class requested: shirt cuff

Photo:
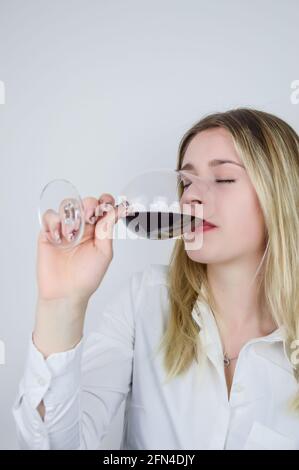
[20,335,83,409]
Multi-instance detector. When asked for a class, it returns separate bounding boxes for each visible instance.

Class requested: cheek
[219,188,265,244]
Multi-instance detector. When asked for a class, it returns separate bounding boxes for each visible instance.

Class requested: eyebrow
[181,159,245,171]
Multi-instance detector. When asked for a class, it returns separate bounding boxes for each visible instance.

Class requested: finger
[94,201,128,242]
[58,198,82,241]
[82,196,100,225]
[95,202,115,217]
[98,193,115,206]
[41,209,62,244]
[94,193,116,219]
[83,195,115,225]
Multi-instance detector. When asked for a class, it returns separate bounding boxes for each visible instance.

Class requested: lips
[202,219,217,228]
[187,206,217,228]
[190,219,217,232]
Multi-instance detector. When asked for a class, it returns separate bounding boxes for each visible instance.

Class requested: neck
[206,253,276,336]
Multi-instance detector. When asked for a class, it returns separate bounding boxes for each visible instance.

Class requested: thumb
[94,201,128,245]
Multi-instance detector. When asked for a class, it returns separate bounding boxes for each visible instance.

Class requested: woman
[13,108,299,449]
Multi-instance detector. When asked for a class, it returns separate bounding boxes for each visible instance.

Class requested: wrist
[33,296,89,358]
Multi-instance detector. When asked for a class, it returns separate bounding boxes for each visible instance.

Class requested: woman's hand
[33,193,128,357]
[37,193,128,303]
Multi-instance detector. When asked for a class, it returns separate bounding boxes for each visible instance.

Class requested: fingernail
[54,230,61,242]
[102,202,113,210]
[89,215,97,224]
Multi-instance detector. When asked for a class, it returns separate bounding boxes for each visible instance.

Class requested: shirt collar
[191,298,293,374]
[191,298,284,343]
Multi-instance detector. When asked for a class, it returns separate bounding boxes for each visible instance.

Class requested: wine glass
[115,168,215,242]
[38,178,85,250]
[38,168,216,250]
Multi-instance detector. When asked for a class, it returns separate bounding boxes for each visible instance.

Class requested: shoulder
[127,264,170,317]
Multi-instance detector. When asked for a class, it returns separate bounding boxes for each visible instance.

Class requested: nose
[180,185,203,206]
[179,176,215,223]
[180,193,203,218]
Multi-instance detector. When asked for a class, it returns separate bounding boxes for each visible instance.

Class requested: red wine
[124,211,203,240]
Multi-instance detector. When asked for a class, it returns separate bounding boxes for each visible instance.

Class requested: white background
[0,0,298,449]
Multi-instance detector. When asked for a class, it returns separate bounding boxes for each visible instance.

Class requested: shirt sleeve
[12,268,145,450]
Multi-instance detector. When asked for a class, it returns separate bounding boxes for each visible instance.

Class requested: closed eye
[215,179,236,183]
[180,179,236,190]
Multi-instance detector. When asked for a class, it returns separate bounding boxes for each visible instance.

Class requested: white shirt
[12,264,299,450]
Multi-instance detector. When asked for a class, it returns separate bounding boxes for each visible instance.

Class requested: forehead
[183,128,242,167]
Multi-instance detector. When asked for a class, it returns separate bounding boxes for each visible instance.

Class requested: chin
[187,254,215,264]
[184,239,225,263]
[185,248,218,264]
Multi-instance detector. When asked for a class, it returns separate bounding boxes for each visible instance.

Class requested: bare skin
[35,127,276,420]
[181,128,277,400]
[34,193,128,418]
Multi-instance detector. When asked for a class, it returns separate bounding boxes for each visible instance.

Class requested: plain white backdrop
[0,0,298,449]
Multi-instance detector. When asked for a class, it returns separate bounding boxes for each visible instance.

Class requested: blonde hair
[157,108,299,412]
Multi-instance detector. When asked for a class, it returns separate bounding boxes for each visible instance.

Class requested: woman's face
[180,127,267,264]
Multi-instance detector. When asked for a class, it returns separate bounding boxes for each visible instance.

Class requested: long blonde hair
[157,108,299,412]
